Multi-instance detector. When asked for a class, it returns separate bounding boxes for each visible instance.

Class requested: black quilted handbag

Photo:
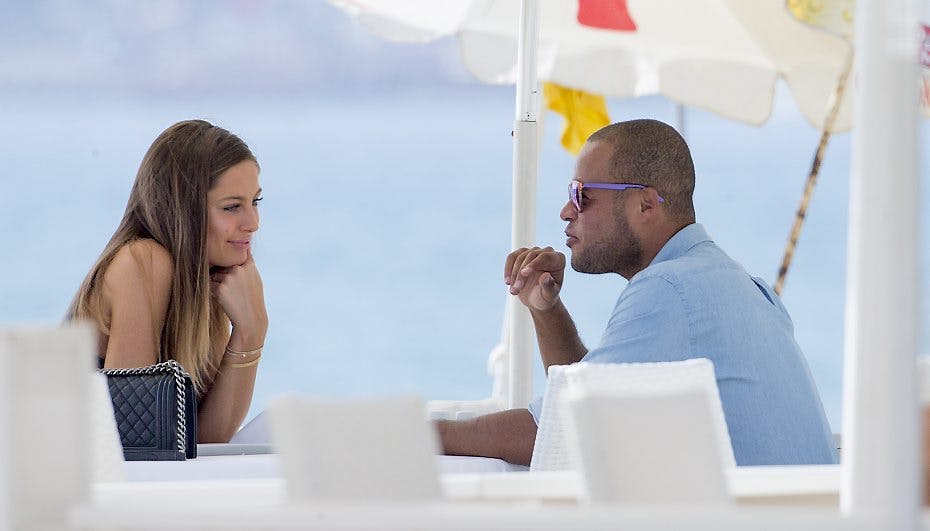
[100,360,198,461]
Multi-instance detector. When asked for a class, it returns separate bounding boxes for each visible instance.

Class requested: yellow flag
[543,82,610,155]
[786,0,854,38]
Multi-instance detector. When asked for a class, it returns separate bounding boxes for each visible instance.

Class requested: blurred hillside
[0,0,474,96]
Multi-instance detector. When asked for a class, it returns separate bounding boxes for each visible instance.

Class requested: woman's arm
[101,240,173,368]
[197,252,268,442]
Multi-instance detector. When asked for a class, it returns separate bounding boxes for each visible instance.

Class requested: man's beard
[570,210,643,275]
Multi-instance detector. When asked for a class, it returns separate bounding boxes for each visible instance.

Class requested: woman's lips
[229,240,251,250]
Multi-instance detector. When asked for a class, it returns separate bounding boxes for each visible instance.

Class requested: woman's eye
[252,197,263,207]
[223,204,240,212]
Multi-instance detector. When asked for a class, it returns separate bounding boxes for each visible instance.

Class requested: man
[437,119,837,466]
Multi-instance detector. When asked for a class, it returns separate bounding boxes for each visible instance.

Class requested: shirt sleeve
[582,273,692,365]
[527,395,544,424]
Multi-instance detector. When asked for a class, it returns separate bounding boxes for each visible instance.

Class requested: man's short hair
[588,119,696,222]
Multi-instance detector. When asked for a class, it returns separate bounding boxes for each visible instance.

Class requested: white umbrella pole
[505,0,540,410]
[840,0,921,526]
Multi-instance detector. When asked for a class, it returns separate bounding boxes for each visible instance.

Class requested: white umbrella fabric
[336,0,853,130]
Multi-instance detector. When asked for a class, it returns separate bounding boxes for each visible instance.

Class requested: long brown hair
[69,119,258,392]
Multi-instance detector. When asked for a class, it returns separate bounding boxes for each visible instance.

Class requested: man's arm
[506,247,587,370]
[530,300,587,370]
[435,408,537,466]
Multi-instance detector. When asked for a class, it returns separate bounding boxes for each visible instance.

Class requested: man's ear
[639,188,663,214]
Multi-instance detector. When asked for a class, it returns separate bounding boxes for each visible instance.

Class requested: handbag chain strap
[102,360,188,454]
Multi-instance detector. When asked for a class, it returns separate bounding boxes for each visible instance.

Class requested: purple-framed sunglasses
[568,179,665,212]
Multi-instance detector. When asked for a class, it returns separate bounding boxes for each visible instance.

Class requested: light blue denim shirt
[528,223,837,466]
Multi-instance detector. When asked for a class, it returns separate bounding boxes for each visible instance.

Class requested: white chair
[269,394,441,503]
[567,387,731,505]
[0,324,96,530]
[917,356,930,405]
[89,372,126,483]
[530,358,735,472]
[530,359,734,505]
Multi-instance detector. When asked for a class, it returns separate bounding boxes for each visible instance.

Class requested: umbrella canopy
[336,0,853,130]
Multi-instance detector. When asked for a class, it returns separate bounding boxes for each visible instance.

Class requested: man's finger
[504,247,529,284]
[506,248,533,285]
[539,272,562,301]
[510,268,542,295]
[511,249,543,291]
[521,250,564,277]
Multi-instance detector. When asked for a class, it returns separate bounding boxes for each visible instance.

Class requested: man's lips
[565,232,578,247]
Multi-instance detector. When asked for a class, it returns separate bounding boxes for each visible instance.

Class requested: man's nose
[560,200,576,222]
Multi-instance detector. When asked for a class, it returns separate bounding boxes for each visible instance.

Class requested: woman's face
[206,160,262,268]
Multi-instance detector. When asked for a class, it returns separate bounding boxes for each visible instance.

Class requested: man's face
[561,141,644,276]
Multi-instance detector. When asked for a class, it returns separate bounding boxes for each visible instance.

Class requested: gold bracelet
[224,345,263,360]
[224,356,261,369]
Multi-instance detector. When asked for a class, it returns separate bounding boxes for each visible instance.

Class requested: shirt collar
[648,223,712,267]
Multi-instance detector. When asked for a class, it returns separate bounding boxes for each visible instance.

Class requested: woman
[69,119,267,443]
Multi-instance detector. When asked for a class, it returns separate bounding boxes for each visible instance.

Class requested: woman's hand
[201,250,264,443]
[210,251,268,346]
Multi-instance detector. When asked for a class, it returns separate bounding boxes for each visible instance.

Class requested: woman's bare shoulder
[103,239,174,297]
[111,239,173,276]
[100,239,175,368]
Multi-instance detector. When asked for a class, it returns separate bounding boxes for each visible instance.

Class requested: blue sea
[2,85,927,433]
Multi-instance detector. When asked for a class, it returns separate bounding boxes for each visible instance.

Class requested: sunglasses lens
[569,182,581,211]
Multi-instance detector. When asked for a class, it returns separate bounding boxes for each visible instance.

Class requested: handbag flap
[106,373,173,448]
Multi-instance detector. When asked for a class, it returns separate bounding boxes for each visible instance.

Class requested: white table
[120,452,838,504]
[70,458,852,530]
[123,453,527,482]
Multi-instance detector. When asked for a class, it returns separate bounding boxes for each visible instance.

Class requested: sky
[0,0,471,97]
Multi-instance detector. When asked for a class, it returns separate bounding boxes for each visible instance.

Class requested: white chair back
[567,387,731,505]
[269,394,441,503]
[0,324,96,530]
[530,358,735,472]
[531,359,733,505]
[917,356,930,405]
[89,372,126,483]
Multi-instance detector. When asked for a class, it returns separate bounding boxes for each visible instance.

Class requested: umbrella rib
[774,46,855,296]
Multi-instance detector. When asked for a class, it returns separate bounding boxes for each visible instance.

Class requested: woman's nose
[242,207,259,232]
